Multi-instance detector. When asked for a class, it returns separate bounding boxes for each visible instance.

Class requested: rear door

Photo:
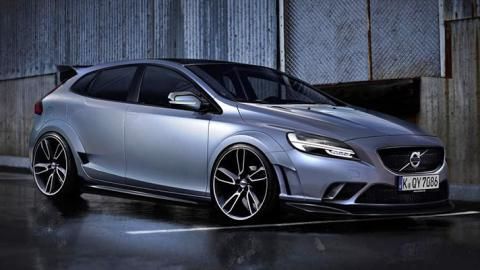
[68,65,139,182]
[125,65,211,194]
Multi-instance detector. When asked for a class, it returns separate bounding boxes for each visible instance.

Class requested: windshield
[188,64,337,105]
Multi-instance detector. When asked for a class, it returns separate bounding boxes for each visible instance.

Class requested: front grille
[356,181,448,204]
[378,147,444,173]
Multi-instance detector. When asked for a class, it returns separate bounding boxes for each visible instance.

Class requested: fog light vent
[323,182,366,201]
[335,183,366,200]
[323,183,345,200]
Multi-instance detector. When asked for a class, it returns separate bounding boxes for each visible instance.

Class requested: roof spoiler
[56,65,92,84]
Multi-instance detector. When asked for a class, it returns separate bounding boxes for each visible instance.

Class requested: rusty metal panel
[444,0,480,20]
[0,75,56,157]
[284,0,369,84]
[418,77,450,148]
[419,19,480,185]
[447,19,480,184]
[370,0,441,79]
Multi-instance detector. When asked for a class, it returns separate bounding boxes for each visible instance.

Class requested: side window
[87,66,137,102]
[71,72,97,94]
[139,66,201,108]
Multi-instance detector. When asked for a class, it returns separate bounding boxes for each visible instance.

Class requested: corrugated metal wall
[0,0,277,81]
[370,0,440,79]
[285,0,441,84]
[284,0,370,84]
[0,0,277,156]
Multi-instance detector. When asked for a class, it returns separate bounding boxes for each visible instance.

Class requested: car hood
[237,103,429,141]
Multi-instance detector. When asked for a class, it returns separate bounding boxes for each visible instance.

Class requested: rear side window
[87,66,137,102]
[71,72,96,94]
[139,66,200,108]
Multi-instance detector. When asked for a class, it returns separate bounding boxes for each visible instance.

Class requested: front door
[125,65,211,194]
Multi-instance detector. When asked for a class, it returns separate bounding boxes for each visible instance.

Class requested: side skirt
[82,184,211,206]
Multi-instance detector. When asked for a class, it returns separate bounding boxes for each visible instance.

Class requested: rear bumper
[282,198,454,216]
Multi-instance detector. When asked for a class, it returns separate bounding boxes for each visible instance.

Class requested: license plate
[399,175,439,191]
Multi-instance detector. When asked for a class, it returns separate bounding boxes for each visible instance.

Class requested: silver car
[29,59,451,222]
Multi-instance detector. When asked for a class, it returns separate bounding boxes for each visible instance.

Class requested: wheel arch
[32,120,86,176]
[207,131,295,194]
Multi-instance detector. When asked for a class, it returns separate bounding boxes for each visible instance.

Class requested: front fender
[207,130,297,194]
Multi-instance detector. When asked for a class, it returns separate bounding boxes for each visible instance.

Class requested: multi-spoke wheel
[32,133,79,198]
[212,144,278,221]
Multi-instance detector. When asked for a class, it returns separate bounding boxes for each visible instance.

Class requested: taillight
[33,84,62,115]
[34,101,43,115]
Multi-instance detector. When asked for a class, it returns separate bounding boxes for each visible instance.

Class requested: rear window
[87,66,137,102]
[71,72,96,94]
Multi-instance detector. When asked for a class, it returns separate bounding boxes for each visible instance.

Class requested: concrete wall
[0,75,55,156]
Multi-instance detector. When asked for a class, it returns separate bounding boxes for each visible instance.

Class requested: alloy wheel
[32,135,68,196]
[213,146,270,221]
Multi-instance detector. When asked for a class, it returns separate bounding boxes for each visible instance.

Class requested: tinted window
[87,66,137,102]
[247,76,285,100]
[139,66,201,108]
[71,72,96,94]
[188,64,337,105]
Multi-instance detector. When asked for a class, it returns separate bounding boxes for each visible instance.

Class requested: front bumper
[279,135,450,215]
[283,199,454,216]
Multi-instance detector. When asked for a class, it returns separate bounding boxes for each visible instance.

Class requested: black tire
[32,132,80,200]
[211,144,279,223]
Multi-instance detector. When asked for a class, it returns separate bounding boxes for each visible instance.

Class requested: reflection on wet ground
[0,171,479,269]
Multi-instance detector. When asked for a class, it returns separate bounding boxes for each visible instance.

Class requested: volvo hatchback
[29,59,451,222]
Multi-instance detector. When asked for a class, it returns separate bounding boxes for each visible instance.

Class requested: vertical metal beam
[439,0,446,77]
[366,0,373,80]
[278,0,285,72]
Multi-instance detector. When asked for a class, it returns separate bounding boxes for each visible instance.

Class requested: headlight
[287,132,357,159]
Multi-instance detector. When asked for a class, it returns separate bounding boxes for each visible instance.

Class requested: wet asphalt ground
[0,170,479,270]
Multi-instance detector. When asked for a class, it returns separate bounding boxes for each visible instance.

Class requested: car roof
[69,58,274,77]
[159,58,233,65]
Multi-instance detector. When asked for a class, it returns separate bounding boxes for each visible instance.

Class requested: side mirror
[168,91,203,111]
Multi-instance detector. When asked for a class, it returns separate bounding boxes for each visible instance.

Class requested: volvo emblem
[409,151,421,168]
